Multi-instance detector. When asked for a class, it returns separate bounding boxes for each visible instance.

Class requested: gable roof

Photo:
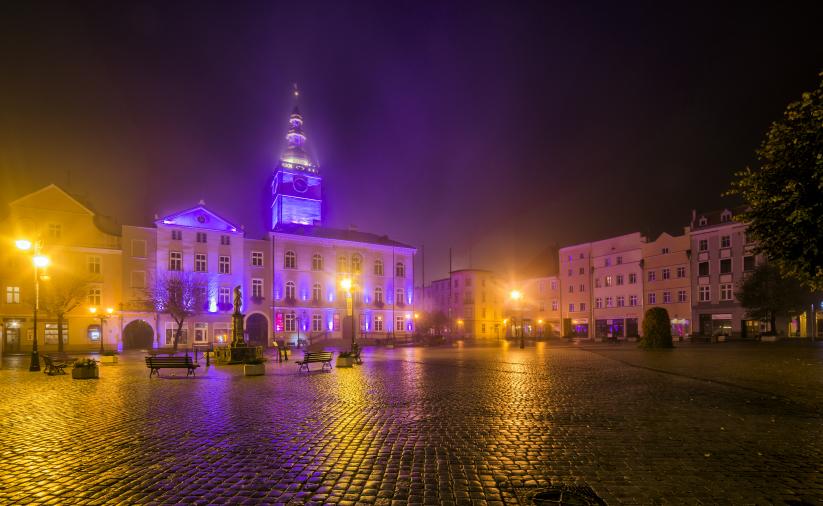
[9,184,95,216]
[156,205,241,233]
[273,223,415,249]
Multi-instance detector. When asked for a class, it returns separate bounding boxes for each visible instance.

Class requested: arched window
[337,255,348,273]
[374,259,384,276]
[395,262,405,278]
[312,253,323,271]
[374,287,383,304]
[284,250,296,269]
[312,283,322,302]
[285,281,295,300]
[351,254,362,274]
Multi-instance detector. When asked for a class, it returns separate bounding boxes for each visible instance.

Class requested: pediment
[156,205,239,232]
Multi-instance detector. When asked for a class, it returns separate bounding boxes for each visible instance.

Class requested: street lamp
[16,239,49,371]
[340,278,355,352]
[510,289,524,349]
[89,306,114,354]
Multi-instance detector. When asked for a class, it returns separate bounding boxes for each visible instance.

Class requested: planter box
[336,357,353,368]
[760,335,779,342]
[100,355,118,364]
[72,367,99,380]
[717,335,727,342]
[243,363,266,376]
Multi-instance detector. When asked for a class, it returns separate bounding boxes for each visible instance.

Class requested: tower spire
[280,83,315,169]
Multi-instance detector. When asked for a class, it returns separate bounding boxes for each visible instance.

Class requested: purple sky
[1,1,821,283]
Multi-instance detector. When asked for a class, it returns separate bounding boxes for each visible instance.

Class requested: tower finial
[292,83,300,98]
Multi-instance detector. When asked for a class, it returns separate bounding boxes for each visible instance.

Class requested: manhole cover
[527,485,606,505]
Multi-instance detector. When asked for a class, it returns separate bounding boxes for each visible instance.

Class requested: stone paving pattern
[1,341,822,504]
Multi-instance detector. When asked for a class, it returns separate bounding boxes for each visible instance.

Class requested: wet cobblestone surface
[1,342,822,504]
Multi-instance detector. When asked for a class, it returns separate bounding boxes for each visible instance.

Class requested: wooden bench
[145,356,199,377]
[296,351,333,372]
[43,354,73,375]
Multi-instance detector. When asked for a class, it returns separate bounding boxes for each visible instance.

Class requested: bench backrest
[145,356,195,366]
[302,352,333,361]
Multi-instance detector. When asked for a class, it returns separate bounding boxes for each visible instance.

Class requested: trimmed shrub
[641,307,673,349]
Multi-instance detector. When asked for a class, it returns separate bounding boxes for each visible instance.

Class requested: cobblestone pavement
[1,341,822,505]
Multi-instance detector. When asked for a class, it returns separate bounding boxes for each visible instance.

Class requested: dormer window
[720,211,732,223]
[698,217,707,226]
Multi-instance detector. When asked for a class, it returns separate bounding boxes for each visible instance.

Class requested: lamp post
[340,278,354,352]
[89,306,114,354]
[510,290,524,349]
[16,239,49,372]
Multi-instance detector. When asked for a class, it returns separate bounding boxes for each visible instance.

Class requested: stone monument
[231,285,246,347]
[214,285,261,364]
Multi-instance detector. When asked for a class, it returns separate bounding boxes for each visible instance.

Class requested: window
[721,235,731,248]
[604,258,611,267]
[568,285,574,293]
[220,235,231,245]
[396,316,405,332]
[196,232,207,243]
[396,288,405,306]
[648,293,656,305]
[171,230,182,241]
[720,211,731,223]
[616,256,623,265]
[661,247,669,254]
[88,287,101,306]
[678,290,687,303]
[616,275,624,286]
[743,255,756,272]
[284,313,296,332]
[374,287,383,304]
[169,251,182,271]
[6,286,20,303]
[306,283,319,302]
[629,295,638,306]
[481,324,486,334]
[284,251,296,269]
[48,223,62,239]
[720,258,732,274]
[720,284,733,301]
[252,279,263,299]
[567,269,572,277]
[131,271,145,288]
[663,291,671,304]
[629,273,637,284]
[251,251,263,267]
[538,281,546,295]
[465,278,472,287]
[395,262,405,278]
[698,262,709,277]
[214,323,230,343]
[699,286,711,302]
[648,271,656,282]
[677,266,686,278]
[569,303,575,313]
[595,298,603,309]
[661,268,670,280]
[46,323,68,344]
[578,267,584,275]
[579,284,585,292]
[481,307,487,318]
[219,256,231,274]
[219,287,231,305]
[550,280,557,290]
[699,239,708,251]
[551,300,558,311]
[351,254,362,274]
[374,315,384,332]
[88,256,101,274]
[616,296,625,307]
[698,217,707,226]
[131,239,147,257]
[285,281,295,300]
[605,276,613,287]
[374,259,383,276]
[194,253,207,272]
[595,278,601,288]
[337,256,347,273]
[579,302,586,311]
[605,297,614,308]
[308,253,321,271]
[194,322,208,343]
[312,314,323,332]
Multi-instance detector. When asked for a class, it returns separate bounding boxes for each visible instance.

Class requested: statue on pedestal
[231,285,246,347]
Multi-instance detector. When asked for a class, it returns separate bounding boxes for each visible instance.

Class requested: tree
[736,263,816,333]
[147,272,210,351]
[41,276,89,353]
[728,71,823,291]
[640,307,673,349]
[416,311,450,335]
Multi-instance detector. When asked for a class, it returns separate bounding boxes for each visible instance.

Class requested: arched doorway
[246,313,269,347]
[123,320,154,350]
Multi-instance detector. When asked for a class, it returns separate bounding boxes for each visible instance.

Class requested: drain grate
[523,485,606,506]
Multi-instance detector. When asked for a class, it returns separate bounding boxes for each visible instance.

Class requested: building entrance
[3,322,21,353]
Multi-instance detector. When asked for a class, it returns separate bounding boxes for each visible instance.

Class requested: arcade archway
[123,320,154,350]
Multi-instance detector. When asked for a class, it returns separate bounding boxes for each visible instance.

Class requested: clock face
[293,177,308,193]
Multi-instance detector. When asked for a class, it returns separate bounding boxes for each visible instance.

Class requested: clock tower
[271,99,323,229]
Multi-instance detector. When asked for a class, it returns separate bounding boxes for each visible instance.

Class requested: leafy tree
[416,311,450,335]
[640,307,673,349]
[736,263,816,333]
[41,276,89,353]
[147,272,210,351]
[728,71,823,290]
